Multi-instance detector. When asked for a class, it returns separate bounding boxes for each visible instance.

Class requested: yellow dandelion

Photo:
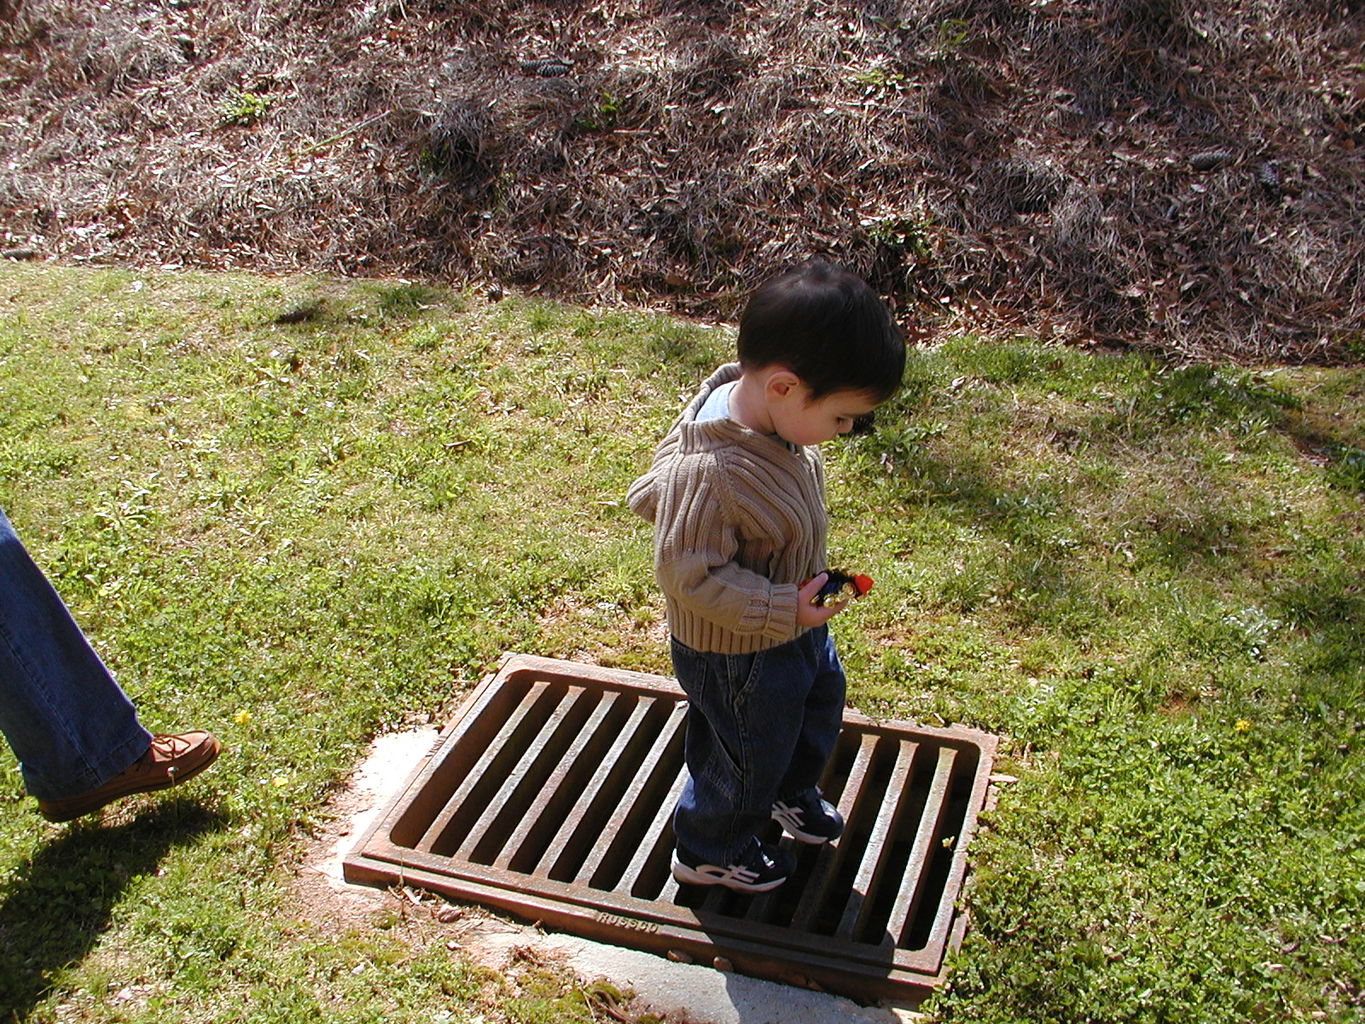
[1234,719,1252,732]
[233,710,251,725]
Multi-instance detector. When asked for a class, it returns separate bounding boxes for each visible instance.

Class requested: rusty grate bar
[345,653,1000,1001]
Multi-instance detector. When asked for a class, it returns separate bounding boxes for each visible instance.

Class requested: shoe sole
[771,808,842,845]
[670,855,788,893]
[38,738,222,823]
[778,825,838,845]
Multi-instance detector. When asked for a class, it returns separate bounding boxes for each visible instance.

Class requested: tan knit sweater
[627,363,828,654]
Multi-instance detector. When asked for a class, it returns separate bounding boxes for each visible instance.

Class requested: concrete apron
[316,728,923,1024]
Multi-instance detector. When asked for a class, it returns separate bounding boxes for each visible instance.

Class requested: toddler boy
[627,260,905,892]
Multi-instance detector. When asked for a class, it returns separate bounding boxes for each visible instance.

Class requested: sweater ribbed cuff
[754,584,798,643]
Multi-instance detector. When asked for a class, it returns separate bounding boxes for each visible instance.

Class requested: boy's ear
[764,369,803,400]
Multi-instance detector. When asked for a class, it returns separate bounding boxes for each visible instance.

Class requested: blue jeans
[0,508,151,801]
[670,626,846,865]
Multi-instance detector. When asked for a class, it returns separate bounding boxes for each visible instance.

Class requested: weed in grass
[367,281,451,317]
[1322,442,1365,492]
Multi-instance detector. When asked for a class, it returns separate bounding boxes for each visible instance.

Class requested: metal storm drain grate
[344,653,1000,1001]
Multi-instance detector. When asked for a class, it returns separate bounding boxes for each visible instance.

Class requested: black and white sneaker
[772,788,844,844]
[671,838,796,893]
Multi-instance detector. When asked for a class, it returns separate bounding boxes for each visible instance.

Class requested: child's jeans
[669,625,846,866]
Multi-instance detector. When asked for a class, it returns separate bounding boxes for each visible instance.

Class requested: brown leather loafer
[37,730,222,823]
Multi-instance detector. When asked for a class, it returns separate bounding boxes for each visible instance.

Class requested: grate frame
[344,653,1000,1001]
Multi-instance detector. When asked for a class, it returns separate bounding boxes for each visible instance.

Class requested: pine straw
[1,0,1361,363]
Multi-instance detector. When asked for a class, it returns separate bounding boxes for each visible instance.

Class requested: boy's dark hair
[737,260,905,403]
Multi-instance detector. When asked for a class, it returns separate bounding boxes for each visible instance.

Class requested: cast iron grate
[344,653,1000,1000]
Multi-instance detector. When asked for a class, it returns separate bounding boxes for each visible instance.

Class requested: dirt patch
[289,728,433,928]
[1,0,1361,364]
[289,726,553,974]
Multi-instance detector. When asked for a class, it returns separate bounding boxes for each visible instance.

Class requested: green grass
[1,263,1361,1023]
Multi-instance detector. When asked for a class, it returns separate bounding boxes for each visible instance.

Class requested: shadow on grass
[1282,416,1365,493]
[0,798,227,1018]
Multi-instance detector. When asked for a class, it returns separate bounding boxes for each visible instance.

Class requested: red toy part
[806,570,875,606]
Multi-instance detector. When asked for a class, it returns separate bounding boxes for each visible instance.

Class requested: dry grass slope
[1,0,1361,363]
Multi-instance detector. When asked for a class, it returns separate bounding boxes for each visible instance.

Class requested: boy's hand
[797,573,847,628]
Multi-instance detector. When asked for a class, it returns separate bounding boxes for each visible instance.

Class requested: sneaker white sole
[771,803,840,845]
[670,854,788,893]
[777,825,833,844]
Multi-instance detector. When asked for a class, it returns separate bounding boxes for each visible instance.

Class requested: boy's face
[770,383,881,447]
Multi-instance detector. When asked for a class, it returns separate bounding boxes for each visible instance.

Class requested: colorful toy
[808,569,874,606]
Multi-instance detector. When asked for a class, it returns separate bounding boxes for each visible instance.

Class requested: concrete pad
[541,931,913,1024]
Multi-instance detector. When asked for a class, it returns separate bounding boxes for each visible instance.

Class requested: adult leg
[0,508,151,801]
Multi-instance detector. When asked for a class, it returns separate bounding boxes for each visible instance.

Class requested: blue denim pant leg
[670,626,846,865]
[0,508,151,801]
[775,626,847,800]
